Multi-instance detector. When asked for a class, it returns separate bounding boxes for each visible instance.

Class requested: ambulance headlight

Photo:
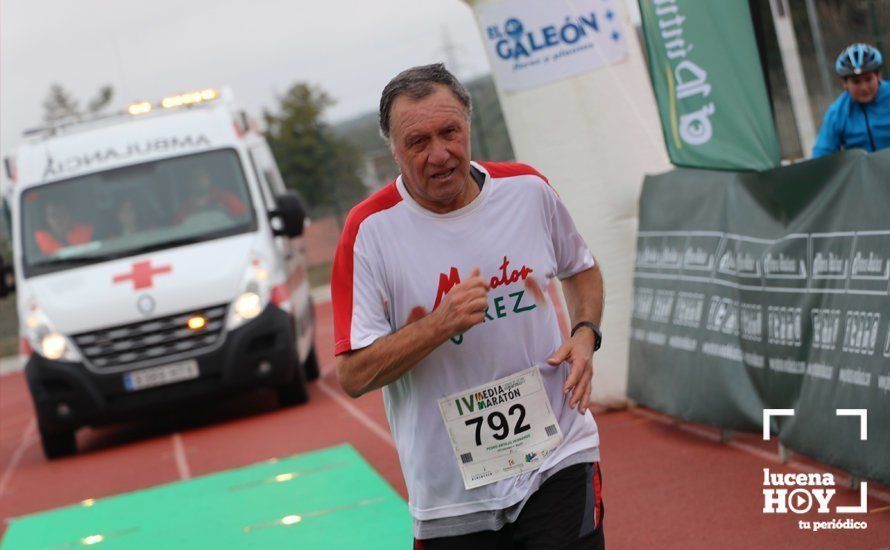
[22,306,82,362]
[41,333,68,360]
[227,258,275,330]
[233,292,262,320]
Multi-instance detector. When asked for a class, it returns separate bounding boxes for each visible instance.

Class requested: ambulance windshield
[21,148,257,277]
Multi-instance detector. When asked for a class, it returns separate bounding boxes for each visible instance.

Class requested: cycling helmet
[835,43,883,77]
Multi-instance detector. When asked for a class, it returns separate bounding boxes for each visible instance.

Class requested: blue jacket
[812,81,890,158]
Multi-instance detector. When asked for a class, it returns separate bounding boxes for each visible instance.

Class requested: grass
[1,293,17,356]
[0,337,16,357]
[309,261,332,289]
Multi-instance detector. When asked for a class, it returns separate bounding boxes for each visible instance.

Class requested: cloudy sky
[0,0,496,155]
[0,0,641,157]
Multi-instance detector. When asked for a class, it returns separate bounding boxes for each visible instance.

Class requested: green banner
[638,0,780,171]
[628,149,890,485]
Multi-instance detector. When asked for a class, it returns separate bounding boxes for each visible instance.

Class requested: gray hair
[378,63,472,140]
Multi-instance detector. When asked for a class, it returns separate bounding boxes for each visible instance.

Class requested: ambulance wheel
[303,347,320,381]
[277,363,309,407]
[39,425,76,460]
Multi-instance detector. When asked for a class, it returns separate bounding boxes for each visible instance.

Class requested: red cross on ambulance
[112,260,173,290]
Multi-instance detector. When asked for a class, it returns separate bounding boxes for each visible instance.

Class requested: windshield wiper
[124,236,209,256]
[30,230,246,272]
[32,238,203,267]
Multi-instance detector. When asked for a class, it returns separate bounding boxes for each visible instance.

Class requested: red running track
[1,301,888,548]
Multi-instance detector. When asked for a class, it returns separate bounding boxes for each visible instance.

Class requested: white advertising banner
[477,0,628,92]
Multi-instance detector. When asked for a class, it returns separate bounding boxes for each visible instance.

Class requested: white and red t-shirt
[331,161,600,521]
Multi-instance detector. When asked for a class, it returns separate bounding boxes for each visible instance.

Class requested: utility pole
[441,25,491,159]
[804,0,834,108]
[770,0,817,157]
[868,0,886,72]
[441,26,463,78]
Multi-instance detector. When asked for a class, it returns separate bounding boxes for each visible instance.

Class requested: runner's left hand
[547,330,596,414]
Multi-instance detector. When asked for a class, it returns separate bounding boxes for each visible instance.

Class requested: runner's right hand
[434,267,490,337]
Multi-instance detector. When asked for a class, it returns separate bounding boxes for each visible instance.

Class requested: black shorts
[414,462,605,550]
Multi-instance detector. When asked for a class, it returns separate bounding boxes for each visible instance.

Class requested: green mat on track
[2,444,411,549]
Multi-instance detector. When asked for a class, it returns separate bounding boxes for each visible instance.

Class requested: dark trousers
[415,462,605,550]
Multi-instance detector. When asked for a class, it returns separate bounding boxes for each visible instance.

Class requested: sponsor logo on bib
[454,378,524,415]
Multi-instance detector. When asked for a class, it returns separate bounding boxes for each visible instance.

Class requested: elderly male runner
[332,64,605,549]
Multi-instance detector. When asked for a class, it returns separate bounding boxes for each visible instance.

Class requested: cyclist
[813,43,890,158]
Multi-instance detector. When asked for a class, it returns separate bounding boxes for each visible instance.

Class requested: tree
[42,84,81,123]
[86,85,114,114]
[263,83,367,219]
[42,83,114,123]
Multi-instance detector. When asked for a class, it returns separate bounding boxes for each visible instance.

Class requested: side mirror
[0,258,14,298]
[269,191,306,238]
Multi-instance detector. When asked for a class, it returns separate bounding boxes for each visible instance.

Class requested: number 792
[464,404,531,446]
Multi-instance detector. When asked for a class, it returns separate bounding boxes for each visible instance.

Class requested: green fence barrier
[629,149,890,484]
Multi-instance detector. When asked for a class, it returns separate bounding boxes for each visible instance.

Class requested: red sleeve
[331,183,402,356]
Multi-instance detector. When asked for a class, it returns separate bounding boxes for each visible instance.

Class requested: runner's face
[389,85,473,213]
[844,72,880,103]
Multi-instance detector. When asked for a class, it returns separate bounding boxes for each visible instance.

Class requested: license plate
[124,360,199,392]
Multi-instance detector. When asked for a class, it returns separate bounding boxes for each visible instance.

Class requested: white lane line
[0,419,36,498]
[631,407,890,505]
[171,432,192,480]
[0,355,25,377]
[310,284,331,305]
[316,376,396,450]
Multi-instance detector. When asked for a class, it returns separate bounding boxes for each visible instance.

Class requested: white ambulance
[0,88,317,458]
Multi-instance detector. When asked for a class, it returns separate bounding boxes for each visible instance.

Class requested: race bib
[438,366,563,490]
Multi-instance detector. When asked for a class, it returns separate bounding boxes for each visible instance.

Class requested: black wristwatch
[571,321,602,351]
